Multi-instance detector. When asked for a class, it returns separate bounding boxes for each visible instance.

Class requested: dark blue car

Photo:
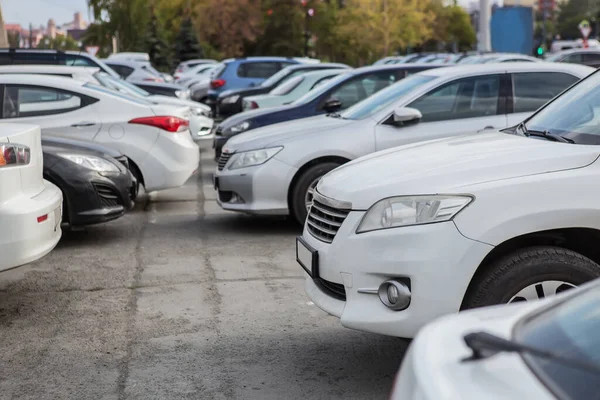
[213,64,446,159]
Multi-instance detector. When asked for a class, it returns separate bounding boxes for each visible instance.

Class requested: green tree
[146,5,171,71]
[37,34,81,51]
[556,0,597,39]
[254,0,304,56]
[444,5,476,51]
[175,12,204,63]
[88,0,150,51]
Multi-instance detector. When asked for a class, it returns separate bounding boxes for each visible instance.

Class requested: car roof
[0,73,87,87]
[285,62,349,71]
[350,64,447,75]
[222,57,300,63]
[298,69,346,79]
[416,62,594,77]
[0,65,99,75]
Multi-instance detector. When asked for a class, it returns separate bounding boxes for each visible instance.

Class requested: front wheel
[462,246,600,310]
[290,162,342,225]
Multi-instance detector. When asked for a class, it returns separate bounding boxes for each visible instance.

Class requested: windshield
[545,52,567,62]
[516,285,600,399]
[270,75,304,95]
[83,82,153,105]
[525,70,600,144]
[292,72,352,105]
[340,74,437,120]
[261,67,293,87]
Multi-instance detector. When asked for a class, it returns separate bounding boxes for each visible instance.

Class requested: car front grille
[314,277,346,301]
[93,183,122,208]
[307,200,350,243]
[217,152,232,171]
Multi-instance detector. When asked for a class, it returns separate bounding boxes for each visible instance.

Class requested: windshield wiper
[463,331,600,375]
[326,112,342,118]
[519,122,574,144]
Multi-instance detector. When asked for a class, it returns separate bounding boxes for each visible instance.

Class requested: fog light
[378,280,411,311]
[230,193,245,204]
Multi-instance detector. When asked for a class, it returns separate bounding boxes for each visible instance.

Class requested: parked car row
[210,58,600,395]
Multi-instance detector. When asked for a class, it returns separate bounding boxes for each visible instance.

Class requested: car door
[374,74,508,151]
[506,71,581,127]
[0,84,101,140]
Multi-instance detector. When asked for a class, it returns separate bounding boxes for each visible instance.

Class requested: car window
[293,72,353,105]
[212,63,227,79]
[64,55,96,67]
[512,72,579,113]
[107,64,135,79]
[3,85,86,118]
[94,72,150,97]
[341,74,436,120]
[408,74,501,122]
[260,67,293,87]
[237,62,280,78]
[563,53,584,63]
[516,286,600,400]
[327,71,400,110]
[584,53,600,62]
[270,76,305,96]
[311,75,335,90]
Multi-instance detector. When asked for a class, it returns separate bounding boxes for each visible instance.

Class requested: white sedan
[0,66,214,141]
[242,69,345,111]
[298,65,600,338]
[392,279,600,399]
[0,74,199,192]
[0,124,62,272]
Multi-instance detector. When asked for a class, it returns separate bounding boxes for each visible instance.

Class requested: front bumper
[0,180,62,272]
[213,158,297,215]
[301,215,493,338]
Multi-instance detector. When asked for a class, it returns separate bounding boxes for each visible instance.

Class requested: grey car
[213,63,592,223]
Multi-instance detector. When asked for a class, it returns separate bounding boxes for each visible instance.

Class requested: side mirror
[393,107,422,125]
[323,97,342,112]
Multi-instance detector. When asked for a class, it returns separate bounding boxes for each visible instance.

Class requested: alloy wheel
[508,280,577,303]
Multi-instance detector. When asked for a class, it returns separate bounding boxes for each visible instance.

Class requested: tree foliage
[174,12,204,63]
[146,5,171,71]
[37,34,81,51]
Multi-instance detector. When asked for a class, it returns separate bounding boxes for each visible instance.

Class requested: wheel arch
[286,155,351,212]
[460,227,600,310]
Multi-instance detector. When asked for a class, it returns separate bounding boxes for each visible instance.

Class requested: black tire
[128,159,144,188]
[290,162,341,224]
[462,246,600,310]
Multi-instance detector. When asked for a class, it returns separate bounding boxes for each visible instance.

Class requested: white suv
[297,68,600,338]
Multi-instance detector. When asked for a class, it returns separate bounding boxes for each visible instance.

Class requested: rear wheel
[290,162,342,225]
[462,246,600,310]
[127,158,144,188]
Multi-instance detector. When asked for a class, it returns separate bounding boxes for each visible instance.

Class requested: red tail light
[210,79,226,89]
[37,214,48,223]
[249,101,259,110]
[0,143,30,168]
[129,116,190,133]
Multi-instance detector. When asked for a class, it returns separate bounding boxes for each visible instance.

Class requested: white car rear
[0,124,62,272]
[0,75,199,192]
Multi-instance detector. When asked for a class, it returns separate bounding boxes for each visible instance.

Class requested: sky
[2,0,90,28]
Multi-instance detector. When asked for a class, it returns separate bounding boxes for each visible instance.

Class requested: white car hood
[392,300,554,400]
[318,132,600,209]
[224,115,356,152]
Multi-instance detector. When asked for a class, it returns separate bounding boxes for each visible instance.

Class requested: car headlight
[175,89,190,99]
[228,147,283,170]
[230,121,250,134]
[59,154,120,173]
[222,95,240,104]
[356,195,473,233]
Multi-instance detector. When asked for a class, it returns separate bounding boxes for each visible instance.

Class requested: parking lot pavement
[0,141,408,400]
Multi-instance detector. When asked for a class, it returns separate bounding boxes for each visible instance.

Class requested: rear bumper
[142,131,200,191]
[0,180,62,272]
[216,99,243,119]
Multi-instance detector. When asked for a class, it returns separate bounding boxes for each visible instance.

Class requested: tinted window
[584,53,600,62]
[107,64,135,79]
[3,85,85,118]
[237,62,280,78]
[270,76,304,95]
[516,286,600,400]
[326,71,400,110]
[512,72,579,113]
[408,74,501,122]
[563,53,584,63]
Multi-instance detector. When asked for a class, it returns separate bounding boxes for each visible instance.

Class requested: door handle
[71,122,96,127]
[477,126,495,133]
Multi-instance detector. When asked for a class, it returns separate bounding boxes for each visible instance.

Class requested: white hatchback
[0,124,62,272]
[0,74,199,192]
[298,67,600,338]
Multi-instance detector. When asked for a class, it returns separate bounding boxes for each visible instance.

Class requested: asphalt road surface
[0,141,408,400]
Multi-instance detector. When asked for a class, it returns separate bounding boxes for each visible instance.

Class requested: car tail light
[37,214,48,223]
[0,143,30,168]
[129,116,190,133]
[211,79,226,89]
[249,101,259,110]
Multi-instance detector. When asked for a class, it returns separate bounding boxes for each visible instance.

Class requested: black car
[129,81,190,98]
[215,63,350,119]
[42,137,138,227]
[213,64,445,159]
